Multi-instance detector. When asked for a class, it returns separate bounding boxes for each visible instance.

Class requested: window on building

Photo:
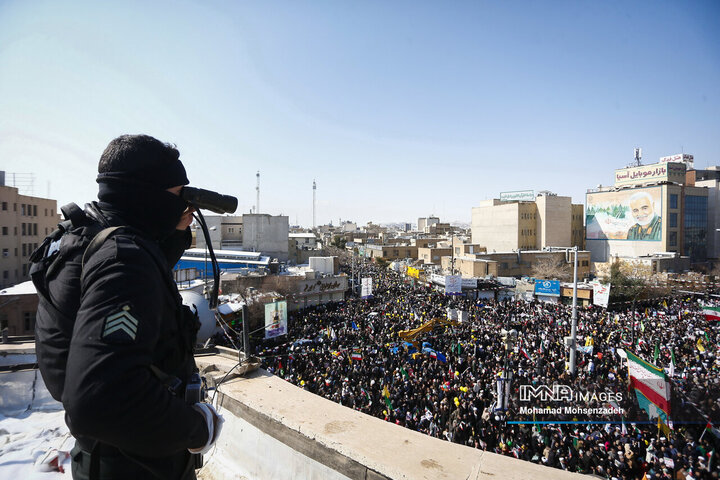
[44,208,47,216]
[683,195,708,260]
[23,312,35,332]
[669,231,677,247]
[33,205,37,216]
[669,213,677,228]
[22,264,27,276]
[21,223,26,235]
[13,203,17,211]
[1,227,6,235]
[22,244,26,257]
[2,248,8,257]
[2,271,7,279]
[1,202,6,210]
[670,194,678,209]
[33,223,37,236]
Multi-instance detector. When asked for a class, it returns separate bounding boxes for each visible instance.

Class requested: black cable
[210,362,241,405]
[193,209,221,308]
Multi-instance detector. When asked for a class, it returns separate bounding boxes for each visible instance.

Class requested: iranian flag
[351,348,363,361]
[626,350,671,422]
[703,306,720,322]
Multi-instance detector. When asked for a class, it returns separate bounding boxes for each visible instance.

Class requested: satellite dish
[180,291,217,344]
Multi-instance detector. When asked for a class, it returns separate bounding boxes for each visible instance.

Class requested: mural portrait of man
[626,191,661,241]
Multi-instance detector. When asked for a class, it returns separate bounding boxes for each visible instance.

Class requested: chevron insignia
[102,305,139,343]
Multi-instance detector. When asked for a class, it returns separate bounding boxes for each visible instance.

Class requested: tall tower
[256,171,260,214]
[312,179,317,230]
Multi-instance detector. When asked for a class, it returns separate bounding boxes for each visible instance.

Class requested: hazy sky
[1,1,719,227]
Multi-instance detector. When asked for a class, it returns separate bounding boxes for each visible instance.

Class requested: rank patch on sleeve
[102,305,139,343]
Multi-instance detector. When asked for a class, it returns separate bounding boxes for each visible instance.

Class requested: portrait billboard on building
[264,300,288,339]
[586,187,663,242]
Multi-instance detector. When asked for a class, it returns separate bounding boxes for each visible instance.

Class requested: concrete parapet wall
[197,356,584,480]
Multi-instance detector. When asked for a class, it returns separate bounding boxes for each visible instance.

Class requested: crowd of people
[238,255,719,479]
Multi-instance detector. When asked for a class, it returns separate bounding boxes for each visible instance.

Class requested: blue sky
[1,1,718,227]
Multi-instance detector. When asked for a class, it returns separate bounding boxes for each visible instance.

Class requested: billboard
[264,300,287,339]
[361,277,373,298]
[445,275,462,295]
[586,187,663,242]
[500,190,535,202]
[614,162,685,187]
[534,280,560,297]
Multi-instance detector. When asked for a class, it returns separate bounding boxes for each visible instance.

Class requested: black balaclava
[95,134,190,240]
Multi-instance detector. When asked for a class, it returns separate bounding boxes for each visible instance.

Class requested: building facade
[586,159,709,264]
[0,181,59,288]
[470,193,583,252]
[242,214,290,262]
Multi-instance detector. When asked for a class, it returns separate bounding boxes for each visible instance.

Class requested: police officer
[34,135,221,479]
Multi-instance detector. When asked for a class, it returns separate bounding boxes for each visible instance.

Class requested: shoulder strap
[60,203,89,228]
[81,226,125,270]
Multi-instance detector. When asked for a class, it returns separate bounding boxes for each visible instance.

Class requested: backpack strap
[60,203,90,228]
[81,226,125,270]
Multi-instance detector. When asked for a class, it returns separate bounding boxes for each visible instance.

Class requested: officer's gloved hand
[189,403,224,454]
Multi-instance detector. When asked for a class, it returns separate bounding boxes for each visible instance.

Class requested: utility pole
[569,246,579,375]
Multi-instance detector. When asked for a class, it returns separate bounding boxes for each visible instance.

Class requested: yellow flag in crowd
[697,338,706,353]
[382,385,390,398]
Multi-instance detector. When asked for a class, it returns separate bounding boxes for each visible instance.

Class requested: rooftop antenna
[255,171,260,214]
[312,179,317,230]
[632,147,642,167]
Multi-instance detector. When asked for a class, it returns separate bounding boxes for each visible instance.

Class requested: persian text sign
[614,162,685,186]
[500,190,535,202]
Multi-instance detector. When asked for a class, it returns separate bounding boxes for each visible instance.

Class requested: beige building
[418,246,451,265]
[364,244,418,261]
[441,249,591,279]
[1,179,59,289]
[471,193,584,252]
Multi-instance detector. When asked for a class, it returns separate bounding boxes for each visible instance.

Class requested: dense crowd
[238,256,719,479]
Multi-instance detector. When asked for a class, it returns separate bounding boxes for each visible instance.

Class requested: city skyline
[1,1,719,227]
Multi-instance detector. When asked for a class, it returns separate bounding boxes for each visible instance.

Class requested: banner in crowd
[592,282,611,308]
[407,267,420,279]
[361,277,373,298]
[626,350,670,422]
[264,300,288,339]
[445,275,462,295]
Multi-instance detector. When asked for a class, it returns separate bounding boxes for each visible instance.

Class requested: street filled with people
[244,254,720,479]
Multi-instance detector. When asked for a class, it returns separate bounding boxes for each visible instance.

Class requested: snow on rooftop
[0,281,37,296]
[0,356,72,478]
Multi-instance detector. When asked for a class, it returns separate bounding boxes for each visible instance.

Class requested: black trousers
[71,441,197,480]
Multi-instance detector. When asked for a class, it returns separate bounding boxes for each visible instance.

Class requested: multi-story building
[691,166,720,261]
[440,249,591,279]
[418,246,451,265]
[364,244,418,261]
[470,192,584,252]
[0,175,59,288]
[586,157,708,265]
[194,215,243,250]
[417,216,439,233]
[242,214,289,262]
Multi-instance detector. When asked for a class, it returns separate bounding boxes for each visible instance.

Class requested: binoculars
[181,186,238,214]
